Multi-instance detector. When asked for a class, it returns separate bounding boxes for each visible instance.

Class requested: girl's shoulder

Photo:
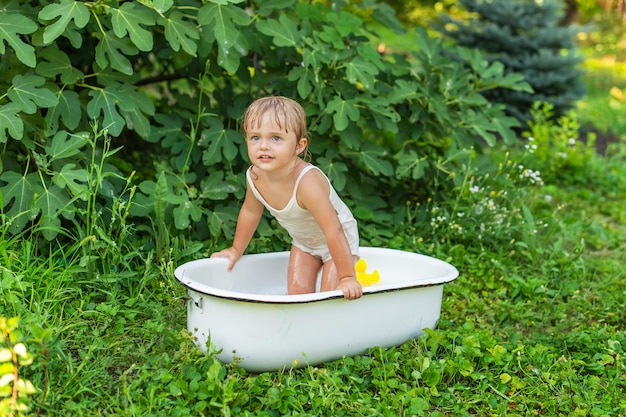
[298,163,328,183]
[296,164,331,200]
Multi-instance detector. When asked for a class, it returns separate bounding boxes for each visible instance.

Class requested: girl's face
[246,111,307,173]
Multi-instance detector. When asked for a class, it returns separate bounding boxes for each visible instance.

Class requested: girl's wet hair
[242,96,311,159]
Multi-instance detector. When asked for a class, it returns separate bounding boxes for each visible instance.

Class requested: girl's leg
[287,245,323,295]
[320,256,358,292]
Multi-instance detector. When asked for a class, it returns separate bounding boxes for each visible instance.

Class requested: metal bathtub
[174,247,459,372]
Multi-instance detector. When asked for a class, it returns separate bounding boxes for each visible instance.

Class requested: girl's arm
[211,185,264,271]
[297,171,362,299]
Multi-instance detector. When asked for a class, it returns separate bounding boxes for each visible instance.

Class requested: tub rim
[174,247,459,304]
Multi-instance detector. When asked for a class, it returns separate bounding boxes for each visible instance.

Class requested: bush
[522,101,597,185]
[0,0,529,253]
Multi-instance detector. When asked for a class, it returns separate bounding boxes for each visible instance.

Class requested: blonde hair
[242,96,311,159]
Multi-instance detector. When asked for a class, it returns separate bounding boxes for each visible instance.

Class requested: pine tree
[436,0,585,123]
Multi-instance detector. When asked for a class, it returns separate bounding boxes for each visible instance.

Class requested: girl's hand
[337,277,363,300]
[210,247,242,271]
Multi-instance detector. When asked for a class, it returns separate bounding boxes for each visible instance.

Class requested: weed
[396,145,545,255]
[522,101,598,185]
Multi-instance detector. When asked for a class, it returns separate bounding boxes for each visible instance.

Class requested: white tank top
[246,164,358,251]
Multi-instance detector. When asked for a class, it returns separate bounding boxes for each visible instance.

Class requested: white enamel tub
[174,247,458,372]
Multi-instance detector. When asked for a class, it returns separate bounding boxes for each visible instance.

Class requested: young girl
[210,96,363,300]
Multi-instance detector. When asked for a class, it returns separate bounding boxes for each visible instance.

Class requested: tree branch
[135,73,185,86]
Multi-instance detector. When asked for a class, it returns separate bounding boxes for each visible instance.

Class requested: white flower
[525,143,537,153]
[520,169,544,185]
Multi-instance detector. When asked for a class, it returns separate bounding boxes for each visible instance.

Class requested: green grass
[3,139,626,416]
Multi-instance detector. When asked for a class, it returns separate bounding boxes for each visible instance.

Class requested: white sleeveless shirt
[246,164,359,261]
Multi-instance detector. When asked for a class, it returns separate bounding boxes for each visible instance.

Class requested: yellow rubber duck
[355,258,380,286]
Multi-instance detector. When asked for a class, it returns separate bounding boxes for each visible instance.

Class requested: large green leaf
[152,0,174,13]
[346,57,378,90]
[160,11,199,56]
[0,103,24,142]
[8,74,59,114]
[201,118,240,165]
[288,66,318,98]
[147,113,184,144]
[395,150,428,180]
[36,47,84,84]
[357,143,393,176]
[484,111,521,145]
[468,111,498,146]
[39,0,90,44]
[116,84,156,139]
[302,44,327,68]
[200,171,239,201]
[110,3,155,52]
[148,114,189,171]
[86,86,126,136]
[52,164,89,197]
[172,196,203,230]
[33,184,72,240]
[45,90,81,134]
[414,26,440,60]
[207,205,237,238]
[198,3,250,49]
[326,97,359,132]
[45,131,88,161]
[61,21,84,48]
[256,14,300,47]
[95,31,138,75]
[87,83,154,138]
[0,171,42,234]
[332,11,362,37]
[361,97,400,132]
[356,44,385,70]
[388,80,420,103]
[318,26,345,50]
[217,30,249,73]
[198,1,250,74]
[0,13,38,68]
[499,72,534,93]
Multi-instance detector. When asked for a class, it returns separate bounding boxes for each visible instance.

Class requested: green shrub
[1,0,529,250]
[385,145,545,254]
[522,101,597,185]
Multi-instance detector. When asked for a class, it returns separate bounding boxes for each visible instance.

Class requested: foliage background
[0,0,529,257]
